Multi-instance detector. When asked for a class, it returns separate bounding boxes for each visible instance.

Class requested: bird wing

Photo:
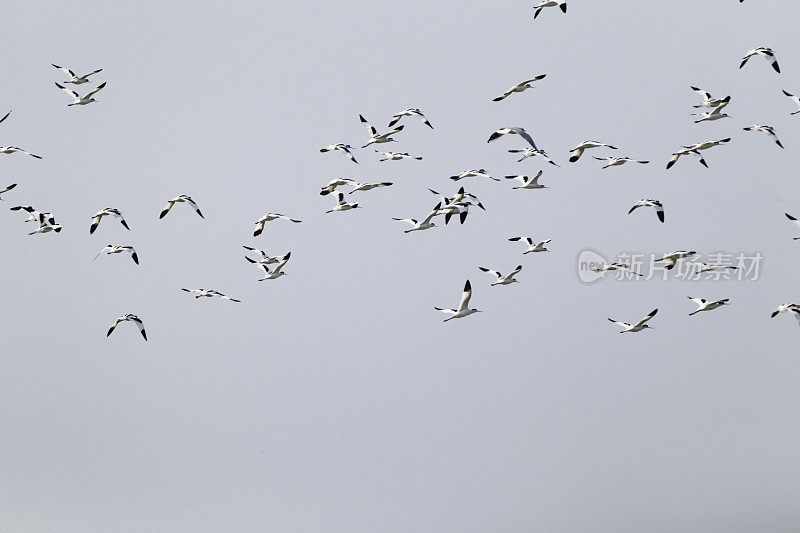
[131,316,147,340]
[183,196,204,218]
[0,110,10,125]
[478,267,502,280]
[635,309,658,327]
[159,200,176,219]
[85,82,107,99]
[456,280,472,312]
[359,114,377,136]
[55,82,79,99]
[52,64,75,77]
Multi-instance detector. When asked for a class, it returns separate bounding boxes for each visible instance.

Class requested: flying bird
[666,147,707,169]
[52,63,103,84]
[320,144,358,164]
[533,0,567,19]
[608,308,657,333]
[0,183,17,200]
[387,108,433,129]
[743,124,784,148]
[341,179,393,194]
[107,314,147,341]
[243,245,285,265]
[392,203,440,233]
[692,100,730,123]
[28,212,62,235]
[359,114,403,148]
[89,208,129,234]
[245,252,291,280]
[785,213,800,239]
[55,81,106,106]
[253,213,302,236]
[593,156,649,169]
[487,127,539,150]
[326,191,361,213]
[628,199,664,223]
[0,110,11,126]
[428,187,485,211]
[655,250,696,270]
[592,263,643,276]
[181,288,241,302]
[740,47,780,73]
[771,303,800,324]
[478,265,523,286]
[505,172,547,190]
[690,87,731,109]
[781,90,800,115]
[434,280,481,322]
[10,204,50,223]
[449,169,498,182]
[492,75,546,102]
[93,245,139,265]
[509,236,550,254]
[0,146,42,159]
[319,178,352,196]
[569,140,617,162]
[691,262,740,274]
[375,151,422,161]
[688,297,730,316]
[508,148,559,166]
[159,195,204,219]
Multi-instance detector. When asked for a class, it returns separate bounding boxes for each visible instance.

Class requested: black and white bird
[743,125,784,148]
[478,265,523,286]
[628,199,664,223]
[771,303,800,324]
[319,178,352,196]
[655,250,696,270]
[487,127,539,150]
[55,81,106,106]
[593,156,649,169]
[243,245,285,265]
[245,252,291,281]
[692,100,730,123]
[93,245,139,265]
[253,213,302,236]
[107,314,147,341]
[387,108,433,129]
[690,87,731,109]
[508,148,559,166]
[159,195,204,219]
[592,262,643,276]
[0,146,42,159]
[435,200,481,225]
[10,204,49,223]
[0,183,17,200]
[666,147,707,169]
[320,144,358,164]
[608,308,657,333]
[52,64,103,84]
[492,75,546,102]
[392,203,440,233]
[533,0,567,19]
[505,171,547,190]
[181,288,241,302]
[740,47,780,73]
[449,169,498,182]
[89,208,129,234]
[509,236,550,253]
[435,280,481,322]
[28,212,62,235]
[569,140,617,162]
[341,179,393,194]
[428,187,485,211]
[359,114,403,148]
[0,110,11,125]
[785,213,800,239]
[688,297,730,316]
[326,191,360,213]
[691,262,740,274]
[375,151,422,161]
[781,90,800,115]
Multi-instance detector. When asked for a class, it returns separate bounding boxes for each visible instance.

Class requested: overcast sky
[2,1,799,531]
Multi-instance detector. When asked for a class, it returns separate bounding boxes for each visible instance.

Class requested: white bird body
[592,263,643,276]
[181,288,242,302]
[508,148,559,166]
[569,140,617,162]
[159,195,204,219]
[692,100,730,123]
[107,314,147,340]
[326,191,360,213]
[245,252,291,280]
[0,146,42,159]
[341,179,393,194]
[666,147,707,169]
[253,213,302,236]
[393,203,440,233]
[479,265,522,286]
[90,208,129,234]
[608,308,658,333]
[655,250,696,270]
[771,303,800,324]
[449,169,498,181]
[740,47,780,73]
[375,151,422,161]
[320,144,358,164]
[243,245,284,265]
[533,1,567,19]
[628,199,664,223]
[56,81,106,106]
[359,114,403,147]
[505,171,547,190]
[593,156,649,169]
[692,262,740,274]
[688,297,730,316]
[52,64,102,84]
[690,87,731,109]
[782,90,800,115]
[743,124,784,148]
[320,178,352,196]
[487,127,539,150]
[492,75,546,101]
[435,280,481,322]
[509,236,550,253]
[387,108,433,129]
[94,245,139,265]
[10,204,49,223]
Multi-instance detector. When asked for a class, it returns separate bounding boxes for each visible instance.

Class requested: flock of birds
[3,6,799,341]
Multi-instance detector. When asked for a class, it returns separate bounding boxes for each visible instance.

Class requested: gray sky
[2,1,800,531]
